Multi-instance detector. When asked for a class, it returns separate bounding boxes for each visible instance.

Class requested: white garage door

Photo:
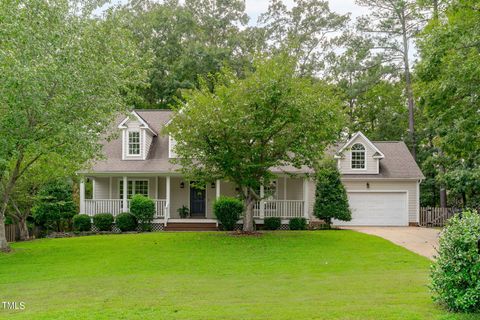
[334,192,408,226]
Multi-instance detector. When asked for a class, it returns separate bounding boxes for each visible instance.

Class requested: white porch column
[79,178,85,214]
[122,176,128,212]
[303,177,309,219]
[216,180,221,199]
[165,176,171,224]
[259,185,265,219]
[109,177,113,199]
[92,178,96,200]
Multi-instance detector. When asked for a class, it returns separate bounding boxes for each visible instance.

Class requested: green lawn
[0,231,476,320]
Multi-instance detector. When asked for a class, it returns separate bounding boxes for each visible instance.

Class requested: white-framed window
[128,131,141,155]
[351,143,366,169]
[119,179,149,199]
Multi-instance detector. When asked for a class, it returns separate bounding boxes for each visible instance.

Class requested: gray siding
[337,135,379,175]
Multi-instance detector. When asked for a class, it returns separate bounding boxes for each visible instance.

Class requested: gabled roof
[341,141,424,180]
[118,110,158,136]
[334,131,385,159]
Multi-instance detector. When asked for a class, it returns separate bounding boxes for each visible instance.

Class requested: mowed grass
[0,231,476,320]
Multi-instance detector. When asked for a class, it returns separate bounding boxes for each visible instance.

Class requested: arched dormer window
[351,143,366,169]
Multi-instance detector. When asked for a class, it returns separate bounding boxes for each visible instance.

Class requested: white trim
[303,178,309,219]
[283,176,287,200]
[216,180,220,199]
[259,185,265,219]
[109,177,113,199]
[154,176,158,199]
[416,180,420,223]
[142,130,147,160]
[126,130,142,157]
[92,178,96,200]
[122,176,128,212]
[118,178,150,199]
[350,142,367,171]
[335,131,385,159]
[166,176,171,223]
[118,111,157,136]
[79,178,85,214]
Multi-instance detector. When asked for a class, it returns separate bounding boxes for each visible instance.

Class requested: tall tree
[125,0,250,109]
[167,56,344,232]
[328,34,408,140]
[356,0,426,159]
[258,0,348,76]
[416,0,480,207]
[0,0,148,251]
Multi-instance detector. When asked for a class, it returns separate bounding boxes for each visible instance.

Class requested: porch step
[165,222,218,232]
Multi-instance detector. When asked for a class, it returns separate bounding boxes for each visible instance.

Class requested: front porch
[79,175,311,225]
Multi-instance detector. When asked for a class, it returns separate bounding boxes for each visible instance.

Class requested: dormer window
[351,143,365,169]
[128,131,141,155]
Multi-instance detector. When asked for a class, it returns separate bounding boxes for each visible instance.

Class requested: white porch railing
[253,200,305,219]
[84,199,167,218]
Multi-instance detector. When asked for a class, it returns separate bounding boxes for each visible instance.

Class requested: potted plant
[177,205,190,219]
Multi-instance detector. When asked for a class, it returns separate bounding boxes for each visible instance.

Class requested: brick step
[165,223,218,231]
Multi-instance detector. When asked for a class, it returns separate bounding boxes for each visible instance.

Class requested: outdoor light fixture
[211,182,216,189]
[366,182,370,189]
[180,182,185,189]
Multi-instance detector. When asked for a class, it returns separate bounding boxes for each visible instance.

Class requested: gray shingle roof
[83,110,423,179]
[342,141,424,180]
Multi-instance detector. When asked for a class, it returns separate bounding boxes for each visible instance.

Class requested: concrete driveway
[342,227,440,260]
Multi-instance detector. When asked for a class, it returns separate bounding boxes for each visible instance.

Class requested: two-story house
[78,110,424,229]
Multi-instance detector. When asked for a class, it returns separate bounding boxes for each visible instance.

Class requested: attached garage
[334,191,409,226]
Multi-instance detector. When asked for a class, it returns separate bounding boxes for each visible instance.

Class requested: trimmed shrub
[130,194,155,231]
[264,217,281,230]
[430,210,480,312]
[289,217,307,230]
[214,196,244,231]
[93,213,114,231]
[32,181,77,232]
[314,160,351,228]
[72,214,91,232]
[116,212,137,232]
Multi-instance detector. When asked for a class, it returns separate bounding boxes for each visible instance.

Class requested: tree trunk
[0,215,9,252]
[401,13,416,161]
[18,217,29,241]
[243,194,256,232]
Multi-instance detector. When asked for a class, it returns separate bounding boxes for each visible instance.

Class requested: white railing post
[79,178,85,214]
[165,176,171,225]
[303,177,309,219]
[259,185,265,219]
[122,176,128,212]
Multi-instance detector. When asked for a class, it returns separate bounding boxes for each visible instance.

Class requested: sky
[245,0,367,25]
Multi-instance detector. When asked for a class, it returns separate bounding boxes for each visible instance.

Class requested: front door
[190,184,206,217]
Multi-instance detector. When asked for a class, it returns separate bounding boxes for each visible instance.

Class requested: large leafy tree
[258,0,348,76]
[167,56,344,232]
[416,0,480,207]
[126,0,250,109]
[355,0,427,159]
[328,34,408,140]
[0,0,148,251]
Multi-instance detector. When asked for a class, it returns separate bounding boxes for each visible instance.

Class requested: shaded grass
[0,231,476,319]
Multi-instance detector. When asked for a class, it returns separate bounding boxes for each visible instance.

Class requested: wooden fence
[5,224,18,242]
[419,207,463,227]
